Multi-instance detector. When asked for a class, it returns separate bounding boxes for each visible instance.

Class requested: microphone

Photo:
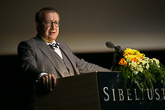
[105,41,123,71]
[105,41,115,48]
[105,41,122,52]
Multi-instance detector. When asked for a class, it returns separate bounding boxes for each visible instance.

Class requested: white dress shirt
[46,41,63,59]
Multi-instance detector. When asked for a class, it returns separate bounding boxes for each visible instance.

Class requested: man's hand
[40,74,56,93]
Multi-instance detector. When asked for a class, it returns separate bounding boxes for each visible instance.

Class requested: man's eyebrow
[45,20,59,22]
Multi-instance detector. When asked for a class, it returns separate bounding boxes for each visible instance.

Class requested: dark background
[0,0,165,54]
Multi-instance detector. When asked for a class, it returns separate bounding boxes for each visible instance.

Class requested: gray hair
[35,7,60,22]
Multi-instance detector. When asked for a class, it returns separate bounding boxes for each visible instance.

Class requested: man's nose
[50,23,57,29]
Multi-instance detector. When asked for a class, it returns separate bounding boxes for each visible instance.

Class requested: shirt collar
[41,37,57,45]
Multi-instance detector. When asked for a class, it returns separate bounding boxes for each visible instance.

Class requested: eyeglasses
[44,21,60,27]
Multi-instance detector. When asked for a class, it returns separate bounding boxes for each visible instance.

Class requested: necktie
[50,42,60,49]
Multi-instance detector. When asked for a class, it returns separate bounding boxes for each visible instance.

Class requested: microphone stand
[110,46,121,71]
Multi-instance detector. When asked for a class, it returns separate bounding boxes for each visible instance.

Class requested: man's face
[37,12,60,43]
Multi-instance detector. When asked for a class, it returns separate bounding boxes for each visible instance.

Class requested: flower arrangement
[116,48,165,91]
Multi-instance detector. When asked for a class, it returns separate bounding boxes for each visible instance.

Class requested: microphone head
[105,41,115,48]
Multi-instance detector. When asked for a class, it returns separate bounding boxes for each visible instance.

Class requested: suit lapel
[35,37,67,77]
[60,45,74,66]
[60,44,80,75]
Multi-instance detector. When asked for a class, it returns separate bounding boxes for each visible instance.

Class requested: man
[18,7,110,110]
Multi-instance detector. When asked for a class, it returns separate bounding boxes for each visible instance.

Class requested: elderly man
[18,7,110,110]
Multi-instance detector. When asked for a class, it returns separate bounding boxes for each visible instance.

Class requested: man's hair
[35,7,60,22]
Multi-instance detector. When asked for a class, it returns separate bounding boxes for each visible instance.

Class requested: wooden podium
[37,72,164,110]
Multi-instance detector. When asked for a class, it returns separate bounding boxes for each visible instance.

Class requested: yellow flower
[124,48,137,56]
[137,54,145,60]
[137,65,143,73]
[129,61,137,68]
[152,58,159,65]
[152,58,160,68]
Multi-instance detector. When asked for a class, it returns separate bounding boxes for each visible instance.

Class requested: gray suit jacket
[18,35,110,83]
[17,35,110,110]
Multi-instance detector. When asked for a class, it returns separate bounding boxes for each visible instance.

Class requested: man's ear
[36,22,40,28]
[36,22,40,32]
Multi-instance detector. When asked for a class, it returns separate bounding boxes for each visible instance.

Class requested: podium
[37,72,165,110]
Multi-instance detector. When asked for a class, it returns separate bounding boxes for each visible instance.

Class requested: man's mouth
[49,31,56,34]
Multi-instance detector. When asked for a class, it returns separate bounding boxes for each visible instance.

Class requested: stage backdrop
[0,0,165,55]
